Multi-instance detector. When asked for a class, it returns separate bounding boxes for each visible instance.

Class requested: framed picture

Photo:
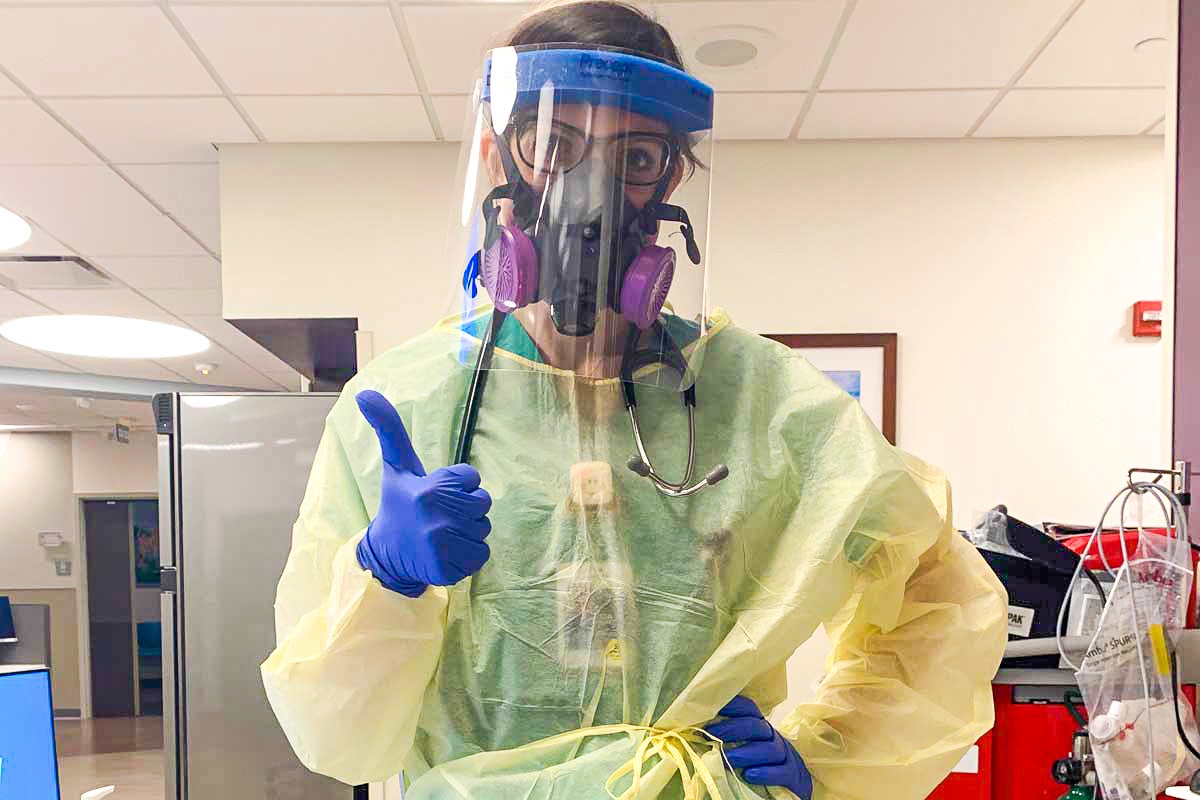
[132,499,160,587]
[763,333,898,445]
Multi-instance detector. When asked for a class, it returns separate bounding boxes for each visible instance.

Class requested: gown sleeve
[777,449,1009,800]
[261,416,448,785]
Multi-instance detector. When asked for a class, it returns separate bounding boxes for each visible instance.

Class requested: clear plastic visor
[442,46,714,391]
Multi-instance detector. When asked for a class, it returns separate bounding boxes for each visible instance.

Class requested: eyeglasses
[513,116,676,187]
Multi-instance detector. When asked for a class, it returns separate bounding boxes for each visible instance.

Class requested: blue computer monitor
[0,597,15,643]
[0,668,60,799]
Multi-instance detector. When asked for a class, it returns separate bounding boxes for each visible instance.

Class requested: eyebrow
[518,113,669,140]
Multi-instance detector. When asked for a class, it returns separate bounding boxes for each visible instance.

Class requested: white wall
[714,137,1168,529]
[0,432,78,590]
[71,430,158,496]
[221,143,459,351]
[0,432,82,709]
[0,430,159,714]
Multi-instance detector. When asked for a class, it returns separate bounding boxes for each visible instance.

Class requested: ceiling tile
[174,6,416,95]
[21,287,169,317]
[0,338,78,372]
[1021,0,1170,88]
[181,314,293,373]
[48,354,192,383]
[655,1,845,92]
[0,100,98,165]
[121,164,220,253]
[0,72,22,97]
[0,288,53,321]
[157,352,275,389]
[3,220,74,257]
[715,93,805,139]
[47,98,255,164]
[142,288,222,316]
[976,88,1166,137]
[403,4,533,95]
[0,7,218,96]
[241,95,433,143]
[97,255,220,290]
[800,90,996,139]
[823,0,1077,90]
[0,165,204,256]
[432,95,472,141]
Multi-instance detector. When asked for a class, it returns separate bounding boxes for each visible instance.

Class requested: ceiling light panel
[0,206,33,252]
[0,314,211,359]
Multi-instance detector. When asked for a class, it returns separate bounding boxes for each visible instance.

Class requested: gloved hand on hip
[706,696,813,800]
[354,390,492,598]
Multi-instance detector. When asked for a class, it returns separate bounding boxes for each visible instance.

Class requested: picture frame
[763,333,898,445]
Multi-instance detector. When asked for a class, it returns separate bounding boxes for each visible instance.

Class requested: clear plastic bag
[966,505,1021,556]
[1059,484,1198,800]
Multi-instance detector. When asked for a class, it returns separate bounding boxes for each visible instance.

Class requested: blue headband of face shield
[482,46,715,133]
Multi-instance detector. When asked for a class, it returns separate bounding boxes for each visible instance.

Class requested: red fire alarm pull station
[1133,300,1163,337]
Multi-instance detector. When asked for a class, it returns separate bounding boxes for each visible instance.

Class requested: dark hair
[503,1,705,178]
[505,1,686,68]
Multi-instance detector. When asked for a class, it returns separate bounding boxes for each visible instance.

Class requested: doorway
[83,498,161,719]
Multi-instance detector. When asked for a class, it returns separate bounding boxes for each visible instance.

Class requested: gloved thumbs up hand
[354,390,492,598]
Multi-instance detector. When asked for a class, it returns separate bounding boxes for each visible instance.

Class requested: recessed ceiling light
[0,206,32,252]
[0,424,39,431]
[696,39,759,68]
[0,315,210,359]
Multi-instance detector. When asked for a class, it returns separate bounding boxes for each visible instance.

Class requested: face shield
[444,45,715,391]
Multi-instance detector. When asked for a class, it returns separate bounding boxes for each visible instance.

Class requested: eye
[619,139,668,183]
[626,148,654,171]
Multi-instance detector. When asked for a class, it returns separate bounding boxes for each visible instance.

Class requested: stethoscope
[619,329,729,497]
[453,311,729,498]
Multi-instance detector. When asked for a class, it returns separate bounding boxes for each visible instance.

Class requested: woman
[262,3,1008,799]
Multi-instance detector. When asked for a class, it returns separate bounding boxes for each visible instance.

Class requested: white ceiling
[0,0,1173,418]
[0,385,155,431]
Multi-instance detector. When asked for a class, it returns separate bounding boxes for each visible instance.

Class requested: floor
[55,717,164,800]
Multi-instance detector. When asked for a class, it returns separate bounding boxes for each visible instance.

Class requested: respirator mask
[446,44,714,390]
[477,112,701,337]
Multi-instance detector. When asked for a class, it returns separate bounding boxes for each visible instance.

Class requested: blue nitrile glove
[706,696,813,800]
[354,390,492,598]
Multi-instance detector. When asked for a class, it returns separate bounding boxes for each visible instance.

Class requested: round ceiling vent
[696,39,759,68]
[689,25,780,71]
